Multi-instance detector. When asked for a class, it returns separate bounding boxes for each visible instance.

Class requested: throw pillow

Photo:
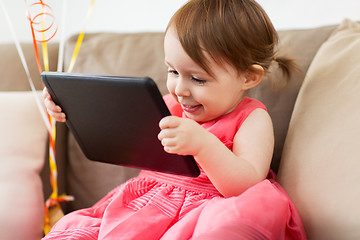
[278,19,360,239]
[0,91,47,239]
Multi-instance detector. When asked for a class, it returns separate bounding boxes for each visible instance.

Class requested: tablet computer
[41,71,200,177]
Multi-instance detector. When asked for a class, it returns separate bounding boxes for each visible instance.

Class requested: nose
[175,78,190,97]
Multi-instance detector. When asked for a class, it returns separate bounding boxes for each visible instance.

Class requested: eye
[168,68,179,76]
[191,76,206,85]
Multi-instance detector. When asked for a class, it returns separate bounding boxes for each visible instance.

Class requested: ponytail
[271,55,301,89]
[276,56,300,79]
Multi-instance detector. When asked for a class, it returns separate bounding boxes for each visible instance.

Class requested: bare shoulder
[243,108,273,129]
[235,108,274,145]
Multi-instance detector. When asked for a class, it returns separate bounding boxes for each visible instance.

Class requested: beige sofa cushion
[0,91,47,239]
[278,19,360,239]
[64,32,168,94]
[245,24,336,172]
[0,43,58,91]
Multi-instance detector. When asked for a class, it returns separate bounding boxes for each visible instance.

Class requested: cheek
[166,76,176,93]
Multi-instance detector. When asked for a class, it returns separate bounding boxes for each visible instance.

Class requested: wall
[0,0,359,44]
[259,0,360,30]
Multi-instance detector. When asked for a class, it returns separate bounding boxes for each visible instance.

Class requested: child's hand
[158,116,208,156]
[43,88,66,122]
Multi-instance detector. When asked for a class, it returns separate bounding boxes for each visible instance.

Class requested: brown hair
[166,0,296,80]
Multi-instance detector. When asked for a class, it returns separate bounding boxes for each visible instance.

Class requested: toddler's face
[164,26,247,122]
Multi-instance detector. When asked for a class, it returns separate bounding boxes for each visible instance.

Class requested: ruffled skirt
[43,170,306,240]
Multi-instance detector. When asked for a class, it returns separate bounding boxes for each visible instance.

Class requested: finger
[163,146,174,154]
[160,137,177,148]
[43,88,52,100]
[162,144,179,154]
[159,116,181,129]
[45,98,62,113]
[157,128,177,141]
[42,88,47,98]
[47,110,66,122]
[157,130,165,141]
[163,146,185,155]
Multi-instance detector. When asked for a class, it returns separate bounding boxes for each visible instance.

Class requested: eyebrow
[164,60,172,68]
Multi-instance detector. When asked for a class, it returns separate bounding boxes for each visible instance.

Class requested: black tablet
[41,72,200,177]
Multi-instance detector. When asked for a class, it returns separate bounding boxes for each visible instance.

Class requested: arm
[158,108,274,197]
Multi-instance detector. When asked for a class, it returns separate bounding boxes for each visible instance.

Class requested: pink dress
[43,95,306,240]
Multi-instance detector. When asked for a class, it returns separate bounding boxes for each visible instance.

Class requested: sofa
[1,19,359,239]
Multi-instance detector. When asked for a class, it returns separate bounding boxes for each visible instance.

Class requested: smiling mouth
[181,104,202,113]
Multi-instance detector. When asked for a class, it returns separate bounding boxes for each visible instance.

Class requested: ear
[242,64,264,90]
